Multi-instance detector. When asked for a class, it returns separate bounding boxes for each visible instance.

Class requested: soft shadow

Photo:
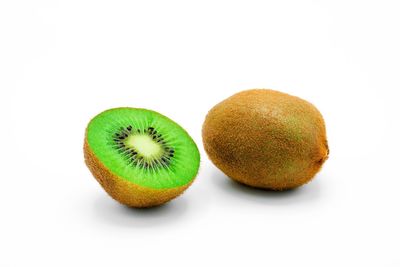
[211,168,323,205]
[92,194,189,228]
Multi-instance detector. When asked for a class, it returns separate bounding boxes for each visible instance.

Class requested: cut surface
[86,108,200,189]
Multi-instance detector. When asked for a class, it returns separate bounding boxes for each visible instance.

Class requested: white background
[1,0,399,266]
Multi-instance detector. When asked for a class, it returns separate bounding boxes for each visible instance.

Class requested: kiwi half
[84,108,200,208]
[202,89,329,190]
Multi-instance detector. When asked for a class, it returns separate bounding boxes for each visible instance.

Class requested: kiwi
[84,107,200,208]
[202,89,329,190]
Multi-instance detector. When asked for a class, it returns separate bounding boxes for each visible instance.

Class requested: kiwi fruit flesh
[84,107,200,208]
[202,89,329,190]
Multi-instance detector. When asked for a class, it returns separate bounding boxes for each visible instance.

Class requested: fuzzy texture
[84,139,191,208]
[202,89,329,190]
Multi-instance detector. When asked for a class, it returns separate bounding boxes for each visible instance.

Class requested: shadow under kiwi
[92,193,189,228]
[210,167,323,205]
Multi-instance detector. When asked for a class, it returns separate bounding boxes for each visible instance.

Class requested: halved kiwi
[84,108,200,208]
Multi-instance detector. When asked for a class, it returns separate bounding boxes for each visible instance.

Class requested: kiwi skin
[84,134,192,208]
[202,89,329,190]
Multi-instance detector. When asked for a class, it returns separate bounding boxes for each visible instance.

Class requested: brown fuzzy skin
[202,89,329,190]
[84,138,191,208]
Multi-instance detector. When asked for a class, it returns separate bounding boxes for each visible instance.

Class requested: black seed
[169,149,174,153]
[152,135,156,139]
[169,153,174,157]
[127,126,132,131]
[153,131,157,135]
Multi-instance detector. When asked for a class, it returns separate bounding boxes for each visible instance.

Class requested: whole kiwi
[202,89,329,190]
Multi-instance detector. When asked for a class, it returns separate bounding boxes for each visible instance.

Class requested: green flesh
[86,108,200,189]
